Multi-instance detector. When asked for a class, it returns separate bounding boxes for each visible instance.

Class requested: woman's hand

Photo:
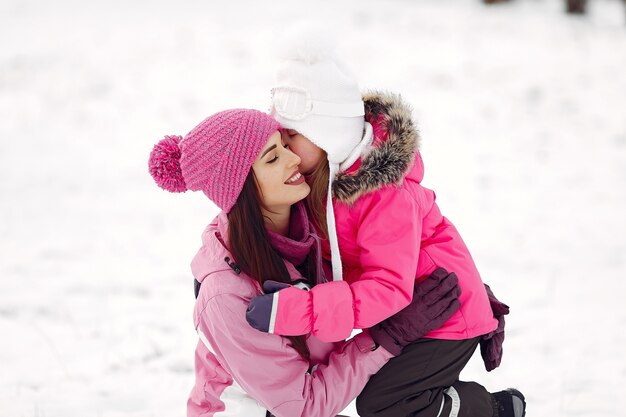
[368,268,461,356]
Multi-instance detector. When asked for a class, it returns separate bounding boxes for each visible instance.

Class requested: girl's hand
[246,280,311,334]
[480,284,509,371]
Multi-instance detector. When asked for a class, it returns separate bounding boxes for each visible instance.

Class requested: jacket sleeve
[199,292,392,417]
[347,185,422,328]
[270,186,422,342]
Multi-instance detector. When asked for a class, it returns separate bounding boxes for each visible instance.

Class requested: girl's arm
[347,185,422,328]
[248,186,422,342]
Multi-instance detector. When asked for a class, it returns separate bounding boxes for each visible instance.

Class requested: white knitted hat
[270,32,371,282]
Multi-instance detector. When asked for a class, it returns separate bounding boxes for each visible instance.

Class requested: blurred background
[1,0,625,416]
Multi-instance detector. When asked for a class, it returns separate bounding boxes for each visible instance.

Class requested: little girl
[245,42,525,417]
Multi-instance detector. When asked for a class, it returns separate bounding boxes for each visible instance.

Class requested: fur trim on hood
[332,91,420,205]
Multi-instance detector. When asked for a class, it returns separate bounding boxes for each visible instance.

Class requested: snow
[1,0,625,415]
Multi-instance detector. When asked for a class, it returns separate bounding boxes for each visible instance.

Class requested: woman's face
[281,129,325,176]
[252,131,311,212]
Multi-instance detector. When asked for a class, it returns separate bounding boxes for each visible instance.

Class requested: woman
[246,43,526,417]
[148,109,461,417]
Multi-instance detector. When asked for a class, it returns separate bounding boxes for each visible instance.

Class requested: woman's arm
[199,292,392,417]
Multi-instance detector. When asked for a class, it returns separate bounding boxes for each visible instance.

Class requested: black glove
[480,284,510,371]
[369,268,461,356]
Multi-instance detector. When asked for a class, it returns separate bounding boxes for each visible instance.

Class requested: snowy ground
[1,0,625,416]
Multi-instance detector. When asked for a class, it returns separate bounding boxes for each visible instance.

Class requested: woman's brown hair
[304,153,330,239]
[227,173,313,361]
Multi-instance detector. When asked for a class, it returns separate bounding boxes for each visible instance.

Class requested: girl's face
[282,129,325,176]
[252,131,311,212]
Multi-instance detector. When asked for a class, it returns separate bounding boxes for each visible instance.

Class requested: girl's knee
[355,393,378,417]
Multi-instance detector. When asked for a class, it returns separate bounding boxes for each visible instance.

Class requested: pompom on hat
[148,109,281,212]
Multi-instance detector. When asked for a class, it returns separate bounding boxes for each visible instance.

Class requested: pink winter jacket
[187,212,392,417]
[270,91,498,342]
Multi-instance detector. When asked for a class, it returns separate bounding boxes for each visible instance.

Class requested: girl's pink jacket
[187,213,392,417]
[270,91,498,342]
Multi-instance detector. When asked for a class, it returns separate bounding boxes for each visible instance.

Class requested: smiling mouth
[285,172,303,184]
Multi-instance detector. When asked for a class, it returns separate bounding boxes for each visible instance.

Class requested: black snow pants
[356,337,496,417]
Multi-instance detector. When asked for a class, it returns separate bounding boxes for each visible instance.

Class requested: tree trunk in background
[566,0,588,14]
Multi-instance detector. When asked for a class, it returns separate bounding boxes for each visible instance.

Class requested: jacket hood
[332,91,421,205]
[191,213,234,285]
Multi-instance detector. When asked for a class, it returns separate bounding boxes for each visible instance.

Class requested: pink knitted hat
[148,109,281,212]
